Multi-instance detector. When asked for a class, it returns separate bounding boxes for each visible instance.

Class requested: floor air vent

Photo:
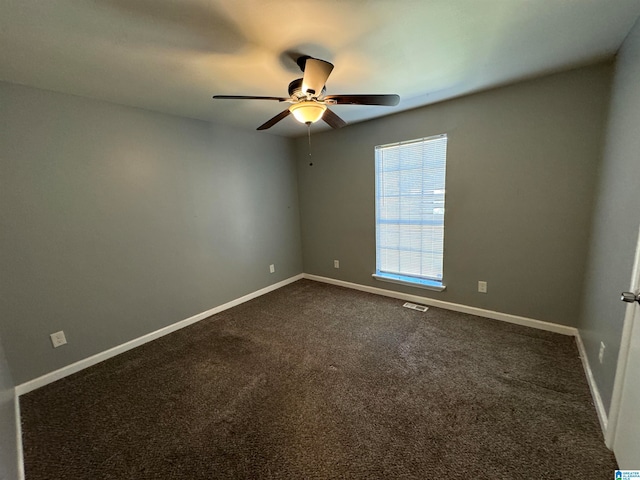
[403,302,429,312]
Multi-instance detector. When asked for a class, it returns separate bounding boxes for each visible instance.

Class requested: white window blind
[375,134,447,287]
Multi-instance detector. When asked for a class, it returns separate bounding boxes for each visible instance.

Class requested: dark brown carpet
[20,279,617,479]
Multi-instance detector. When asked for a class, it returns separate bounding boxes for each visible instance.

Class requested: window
[374,134,447,291]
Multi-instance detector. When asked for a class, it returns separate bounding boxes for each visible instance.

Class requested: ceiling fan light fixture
[289,101,327,124]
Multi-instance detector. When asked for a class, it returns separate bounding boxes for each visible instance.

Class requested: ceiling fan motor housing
[288,78,325,100]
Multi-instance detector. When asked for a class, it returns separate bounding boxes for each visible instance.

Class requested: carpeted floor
[20,279,617,479]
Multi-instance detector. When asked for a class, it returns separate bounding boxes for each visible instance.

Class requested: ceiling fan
[212,56,400,131]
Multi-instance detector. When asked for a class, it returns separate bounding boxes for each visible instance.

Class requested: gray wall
[579,20,640,412]
[0,335,18,480]
[296,63,613,327]
[0,82,303,385]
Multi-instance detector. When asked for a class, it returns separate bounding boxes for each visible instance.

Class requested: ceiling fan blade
[256,109,291,130]
[322,107,347,129]
[301,58,334,97]
[324,94,400,106]
[213,95,288,102]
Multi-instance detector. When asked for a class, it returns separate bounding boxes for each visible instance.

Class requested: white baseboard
[15,272,577,397]
[574,331,608,436]
[16,274,304,396]
[15,391,25,480]
[303,274,577,336]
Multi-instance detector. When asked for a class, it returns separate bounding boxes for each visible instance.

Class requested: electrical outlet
[334,260,340,269]
[478,281,487,293]
[599,342,605,364]
[50,331,67,348]
[269,264,275,274]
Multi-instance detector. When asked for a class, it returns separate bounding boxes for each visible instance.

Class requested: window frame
[373,133,448,292]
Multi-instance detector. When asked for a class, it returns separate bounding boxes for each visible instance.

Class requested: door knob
[621,292,640,304]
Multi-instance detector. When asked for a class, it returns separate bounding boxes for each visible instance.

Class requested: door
[613,296,640,468]
[607,225,640,468]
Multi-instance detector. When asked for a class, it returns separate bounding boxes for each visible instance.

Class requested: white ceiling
[2,0,640,137]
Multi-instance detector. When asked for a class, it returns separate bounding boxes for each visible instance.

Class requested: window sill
[372,274,446,292]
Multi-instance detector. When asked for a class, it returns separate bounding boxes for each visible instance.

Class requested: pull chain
[307,122,313,166]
